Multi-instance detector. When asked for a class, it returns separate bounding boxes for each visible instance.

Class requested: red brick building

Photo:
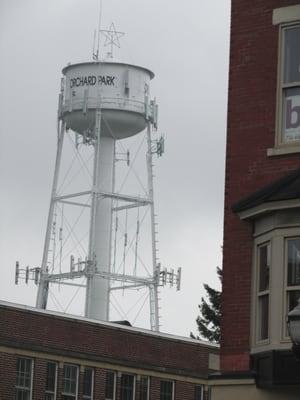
[210,1,300,398]
[0,301,219,400]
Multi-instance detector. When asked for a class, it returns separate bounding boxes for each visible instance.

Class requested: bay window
[251,219,300,351]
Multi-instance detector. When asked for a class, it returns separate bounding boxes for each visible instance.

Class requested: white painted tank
[62,61,154,139]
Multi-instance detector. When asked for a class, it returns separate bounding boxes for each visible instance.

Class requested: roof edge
[232,168,300,214]
[0,300,218,349]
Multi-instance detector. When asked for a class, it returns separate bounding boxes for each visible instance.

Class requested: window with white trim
[45,362,58,400]
[105,371,116,400]
[160,380,174,400]
[83,367,94,400]
[256,242,271,341]
[285,237,300,335]
[62,364,79,400]
[120,374,135,400]
[139,376,149,400]
[278,24,300,145]
[15,357,33,400]
[249,210,300,352]
[194,385,203,400]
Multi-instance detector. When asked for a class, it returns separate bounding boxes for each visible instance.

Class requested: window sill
[251,341,291,354]
[267,145,300,156]
[256,338,270,346]
[281,337,291,343]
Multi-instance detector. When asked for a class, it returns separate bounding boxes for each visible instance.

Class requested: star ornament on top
[100,22,125,59]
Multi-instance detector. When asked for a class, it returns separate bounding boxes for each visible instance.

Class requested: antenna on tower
[92,1,125,61]
[93,0,103,60]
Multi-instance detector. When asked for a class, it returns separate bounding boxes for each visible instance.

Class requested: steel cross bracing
[54,192,152,211]
[36,119,66,309]
[43,269,159,287]
[16,262,181,290]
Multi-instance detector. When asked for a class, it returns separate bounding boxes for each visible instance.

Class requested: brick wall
[222,0,300,372]
[0,351,205,400]
[0,351,15,399]
[0,304,217,377]
[0,303,216,399]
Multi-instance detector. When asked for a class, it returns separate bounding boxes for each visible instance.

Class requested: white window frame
[255,242,271,344]
[283,236,300,339]
[62,364,79,400]
[251,223,300,353]
[139,375,150,400]
[269,6,300,155]
[82,367,94,400]
[105,370,116,400]
[277,24,300,146]
[160,380,175,400]
[119,373,136,400]
[194,384,204,400]
[15,357,34,400]
[45,361,58,400]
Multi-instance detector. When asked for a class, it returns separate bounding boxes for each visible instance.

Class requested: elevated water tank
[61,61,154,139]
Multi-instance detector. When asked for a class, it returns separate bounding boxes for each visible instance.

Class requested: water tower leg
[36,121,66,309]
[85,110,115,321]
[146,122,160,331]
[149,284,160,331]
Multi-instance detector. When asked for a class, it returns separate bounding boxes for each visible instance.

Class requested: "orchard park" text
[70,75,116,88]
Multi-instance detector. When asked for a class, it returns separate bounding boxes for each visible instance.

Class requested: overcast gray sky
[0,0,230,337]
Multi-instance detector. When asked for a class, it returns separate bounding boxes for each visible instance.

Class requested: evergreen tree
[191,267,222,343]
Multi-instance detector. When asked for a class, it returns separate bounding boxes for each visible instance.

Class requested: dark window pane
[140,376,149,400]
[259,244,270,291]
[24,360,31,388]
[16,389,30,400]
[120,374,134,400]
[207,387,212,400]
[194,385,203,400]
[83,368,93,397]
[46,362,57,392]
[259,294,269,340]
[288,290,300,311]
[284,27,300,84]
[160,380,173,400]
[105,371,115,400]
[287,239,300,285]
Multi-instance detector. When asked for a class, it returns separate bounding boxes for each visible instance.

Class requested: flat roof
[0,300,218,349]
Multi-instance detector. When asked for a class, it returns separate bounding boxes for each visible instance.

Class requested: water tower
[16,26,181,331]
